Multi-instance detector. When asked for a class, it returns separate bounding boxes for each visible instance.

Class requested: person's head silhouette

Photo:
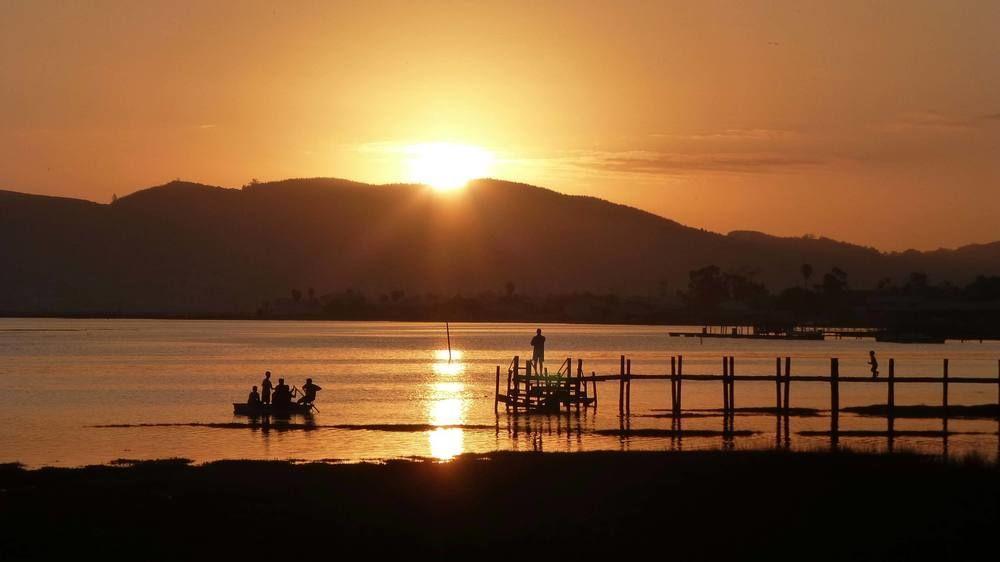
[278,378,285,385]
[536,329,542,335]
[265,371,271,379]
[306,378,313,384]
[252,385,258,391]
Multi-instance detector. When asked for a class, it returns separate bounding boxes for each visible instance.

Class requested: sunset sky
[2,0,999,251]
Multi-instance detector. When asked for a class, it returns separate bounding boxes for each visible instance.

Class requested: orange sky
[2,0,999,251]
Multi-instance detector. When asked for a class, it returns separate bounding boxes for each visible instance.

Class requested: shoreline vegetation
[4,269,1000,341]
[2,450,998,560]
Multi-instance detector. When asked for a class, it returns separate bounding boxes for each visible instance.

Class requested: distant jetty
[668,325,950,343]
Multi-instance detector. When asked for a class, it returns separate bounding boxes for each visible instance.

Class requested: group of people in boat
[246,370,322,409]
[238,329,547,412]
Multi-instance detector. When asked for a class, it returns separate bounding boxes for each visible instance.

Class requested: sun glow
[406,142,495,191]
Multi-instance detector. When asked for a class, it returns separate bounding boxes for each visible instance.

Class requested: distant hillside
[1,178,998,315]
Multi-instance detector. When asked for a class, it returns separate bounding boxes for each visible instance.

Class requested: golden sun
[405,142,495,191]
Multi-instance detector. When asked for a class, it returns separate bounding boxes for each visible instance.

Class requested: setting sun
[405,143,495,191]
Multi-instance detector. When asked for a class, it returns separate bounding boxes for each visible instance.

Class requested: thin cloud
[648,128,800,142]
[573,150,823,175]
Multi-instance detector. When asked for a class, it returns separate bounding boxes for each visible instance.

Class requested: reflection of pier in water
[494,354,1000,455]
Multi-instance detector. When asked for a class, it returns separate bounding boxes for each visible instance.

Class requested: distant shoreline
[0,313,682,327]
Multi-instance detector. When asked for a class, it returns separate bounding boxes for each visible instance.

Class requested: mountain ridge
[2,177,998,315]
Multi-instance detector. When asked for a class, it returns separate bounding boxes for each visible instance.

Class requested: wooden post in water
[831,358,840,439]
[942,358,949,434]
[525,359,532,411]
[783,356,791,412]
[775,357,782,412]
[722,356,730,414]
[728,356,735,412]
[576,359,584,411]
[513,356,520,414]
[677,355,684,414]
[625,358,632,415]
[888,358,896,437]
[495,365,501,414]
[670,356,677,416]
[446,322,452,363]
[592,371,598,406]
[618,355,626,417]
[505,360,513,413]
[565,357,572,414]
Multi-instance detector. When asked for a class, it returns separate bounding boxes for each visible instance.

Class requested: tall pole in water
[446,322,452,363]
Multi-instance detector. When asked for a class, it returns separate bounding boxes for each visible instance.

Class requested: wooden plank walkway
[496,355,1000,448]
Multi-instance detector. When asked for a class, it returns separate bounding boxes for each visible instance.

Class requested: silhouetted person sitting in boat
[272,378,292,407]
[248,386,261,407]
[297,378,322,406]
[530,328,546,372]
[869,350,879,378]
[261,371,273,404]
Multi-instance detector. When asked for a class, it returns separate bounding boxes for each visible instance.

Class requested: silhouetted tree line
[258,267,1000,337]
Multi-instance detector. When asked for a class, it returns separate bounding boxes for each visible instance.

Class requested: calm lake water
[1,318,998,467]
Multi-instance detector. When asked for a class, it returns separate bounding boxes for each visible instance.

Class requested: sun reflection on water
[429,428,464,460]
[428,351,468,460]
[432,349,465,376]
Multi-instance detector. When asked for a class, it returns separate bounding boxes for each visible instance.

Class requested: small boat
[233,402,315,416]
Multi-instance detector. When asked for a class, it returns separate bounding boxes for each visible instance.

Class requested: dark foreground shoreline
[2,451,998,561]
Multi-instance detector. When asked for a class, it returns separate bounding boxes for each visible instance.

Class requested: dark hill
[1,178,998,315]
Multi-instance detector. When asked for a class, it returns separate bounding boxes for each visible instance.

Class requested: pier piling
[626,359,632,415]
[728,356,735,412]
[831,358,840,439]
[783,357,791,413]
[618,355,625,417]
[774,357,782,412]
[888,358,896,438]
[677,355,684,413]
[670,356,677,416]
[943,359,949,433]
[722,356,730,414]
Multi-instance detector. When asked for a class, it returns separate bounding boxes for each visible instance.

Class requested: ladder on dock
[495,356,596,414]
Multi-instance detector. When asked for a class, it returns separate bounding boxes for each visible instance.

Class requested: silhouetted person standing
[248,386,261,407]
[530,328,546,372]
[869,350,879,378]
[261,371,273,404]
[297,378,322,405]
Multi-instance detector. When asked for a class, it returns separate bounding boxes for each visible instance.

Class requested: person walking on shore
[530,328,546,372]
[868,351,879,378]
[261,371,273,404]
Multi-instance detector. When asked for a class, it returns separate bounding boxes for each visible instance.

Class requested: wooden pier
[495,356,596,414]
[495,354,1000,444]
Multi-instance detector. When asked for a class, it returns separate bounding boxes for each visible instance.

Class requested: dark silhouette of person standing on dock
[531,328,546,372]
[261,371,273,404]
[297,378,322,406]
[868,350,879,378]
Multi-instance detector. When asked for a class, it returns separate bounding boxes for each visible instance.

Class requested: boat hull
[233,402,314,416]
